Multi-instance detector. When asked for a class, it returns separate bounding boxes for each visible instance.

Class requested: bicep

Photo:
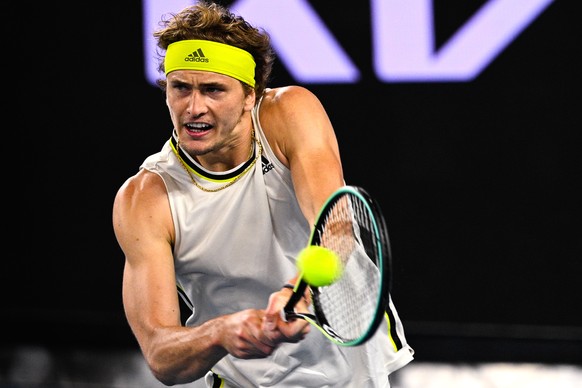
[122,248,182,340]
[113,171,182,343]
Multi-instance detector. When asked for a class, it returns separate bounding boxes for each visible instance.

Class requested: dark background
[5,0,580,364]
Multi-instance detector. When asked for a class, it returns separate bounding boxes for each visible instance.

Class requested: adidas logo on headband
[186,48,209,63]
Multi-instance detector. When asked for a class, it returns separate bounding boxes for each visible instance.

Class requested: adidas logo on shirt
[185,48,209,63]
[262,155,274,175]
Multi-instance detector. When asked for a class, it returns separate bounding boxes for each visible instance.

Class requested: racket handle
[282,280,308,321]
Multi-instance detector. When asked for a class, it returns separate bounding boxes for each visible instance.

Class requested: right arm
[112,169,277,385]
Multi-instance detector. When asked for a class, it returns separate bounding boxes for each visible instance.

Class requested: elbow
[148,361,177,386]
[151,370,179,386]
[147,358,207,386]
[150,366,190,386]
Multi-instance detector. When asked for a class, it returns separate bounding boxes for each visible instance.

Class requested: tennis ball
[297,246,343,287]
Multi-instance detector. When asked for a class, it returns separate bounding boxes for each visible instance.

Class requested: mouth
[184,122,213,138]
[185,122,212,132]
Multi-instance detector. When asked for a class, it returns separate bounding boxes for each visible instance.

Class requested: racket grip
[282,280,308,321]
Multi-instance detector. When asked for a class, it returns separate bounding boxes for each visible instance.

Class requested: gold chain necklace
[173,131,262,193]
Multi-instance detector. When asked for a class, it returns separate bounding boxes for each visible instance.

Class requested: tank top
[140,96,414,387]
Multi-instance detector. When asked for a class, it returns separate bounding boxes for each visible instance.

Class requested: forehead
[167,70,238,85]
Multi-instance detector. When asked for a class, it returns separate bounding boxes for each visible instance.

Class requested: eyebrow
[169,79,226,88]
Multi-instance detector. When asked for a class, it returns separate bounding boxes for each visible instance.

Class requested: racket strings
[314,193,382,342]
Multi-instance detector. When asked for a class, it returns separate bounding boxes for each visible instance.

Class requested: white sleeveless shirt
[140,96,414,387]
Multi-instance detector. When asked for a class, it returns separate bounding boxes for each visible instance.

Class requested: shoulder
[260,85,323,117]
[113,169,168,220]
[256,85,336,168]
[113,168,175,250]
[116,168,166,199]
[258,85,330,139]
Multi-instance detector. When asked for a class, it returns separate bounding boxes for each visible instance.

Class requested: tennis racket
[283,185,392,346]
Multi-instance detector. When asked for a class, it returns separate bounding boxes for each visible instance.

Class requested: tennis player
[112,1,414,386]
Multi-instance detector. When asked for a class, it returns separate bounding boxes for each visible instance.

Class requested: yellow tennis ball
[297,246,343,287]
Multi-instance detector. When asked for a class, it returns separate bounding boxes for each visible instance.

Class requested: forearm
[143,319,228,385]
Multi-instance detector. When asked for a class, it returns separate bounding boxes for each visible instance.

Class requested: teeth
[187,123,210,129]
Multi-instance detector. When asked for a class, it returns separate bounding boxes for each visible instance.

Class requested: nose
[186,91,207,117]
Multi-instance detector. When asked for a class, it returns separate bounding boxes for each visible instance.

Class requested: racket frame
[283,185,392,346]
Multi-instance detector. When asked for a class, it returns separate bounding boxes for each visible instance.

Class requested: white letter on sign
[371,0,555,82]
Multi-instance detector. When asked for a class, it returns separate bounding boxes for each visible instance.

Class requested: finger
[261,312,280,332]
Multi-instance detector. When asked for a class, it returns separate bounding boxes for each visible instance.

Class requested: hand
[261,285,311,343]
[220,309,278,359]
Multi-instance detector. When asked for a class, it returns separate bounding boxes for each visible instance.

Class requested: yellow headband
[164,39,256,87]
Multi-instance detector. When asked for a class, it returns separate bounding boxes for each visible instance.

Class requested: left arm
[259,85,345,337]
[259,85,345,225]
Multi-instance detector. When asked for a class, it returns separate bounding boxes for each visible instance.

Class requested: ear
[244,88,256,112]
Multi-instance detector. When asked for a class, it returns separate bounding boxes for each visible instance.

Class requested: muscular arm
[260,85,345,226]
[113,170,276,385]
[260,86,345,335]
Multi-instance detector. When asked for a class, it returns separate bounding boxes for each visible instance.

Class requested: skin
[112,69,344,385]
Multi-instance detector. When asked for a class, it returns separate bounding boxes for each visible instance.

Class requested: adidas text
[185,57,209,63]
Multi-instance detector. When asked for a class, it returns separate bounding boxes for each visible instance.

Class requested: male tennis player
[112,1,414,386]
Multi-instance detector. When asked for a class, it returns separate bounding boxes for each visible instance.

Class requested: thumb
[262,291,281,331]
[262,310,279,331]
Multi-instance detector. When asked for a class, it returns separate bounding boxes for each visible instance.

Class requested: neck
[174,128,256,173]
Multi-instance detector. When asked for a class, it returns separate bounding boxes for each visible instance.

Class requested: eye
[204,85,224,94]
[174,83,190,92]
[168,80,191,93]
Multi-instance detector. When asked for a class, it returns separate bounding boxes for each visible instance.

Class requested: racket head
[307,185,392,346]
